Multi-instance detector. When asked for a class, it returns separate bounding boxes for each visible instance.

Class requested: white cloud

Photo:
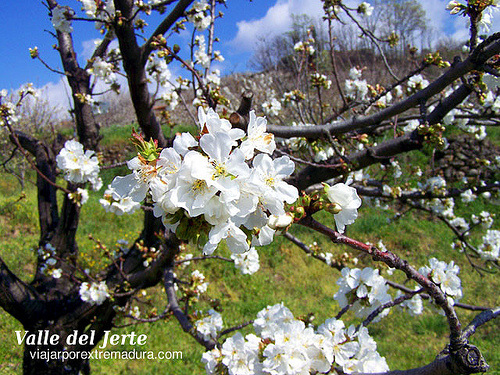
[81,38,103,63]
[416,0,449,34]
[416,0,500,44]
[450,5,500,42]
[230,0,500,54]
[37,78,72,117]
[230,0,324,52]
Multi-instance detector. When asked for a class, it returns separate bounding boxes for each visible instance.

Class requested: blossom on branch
[51,6,73,33]
[206,303,389,374]
[324,183,362,233]
[334,267,392,321]
[478,229,500,261]
[195,309,223,341]
[419,258,463,306]
[56,139,102,190]
[79,281,110,306]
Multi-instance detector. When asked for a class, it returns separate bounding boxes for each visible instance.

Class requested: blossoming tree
[0,0,499,374]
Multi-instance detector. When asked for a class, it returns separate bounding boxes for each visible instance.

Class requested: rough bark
[46,0,101,150]
[11,131,59,240]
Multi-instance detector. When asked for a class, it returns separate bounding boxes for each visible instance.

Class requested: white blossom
[191,269,209,294]
[240,111,276,159]
[51,6,73,33]
[79,281,110,305]
[106,107,298,260]
[201,347,222,374]
[194,35,211,68]
[407,74,429,92]
[357,2,374,16]
[419,258,462,304]
[472,211,494,229]
[334,267,392,320]
[187,0,211,30]
[402,119,420,133]
[478,229,500,261]
[56,139,101,190]
[461,189,477,203]
[345,79,369,101]
[262,98,282,117]
[87,57,116,84]
[324,183,362,233]
[231,248,260,275]
[210,304,389,375]
[446,1,462,14]
[397,289,424,316]
[450,217,469,232]
[100,184,141,215]
[196,309,224,341]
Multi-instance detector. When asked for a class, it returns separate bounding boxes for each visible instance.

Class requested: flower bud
[325,202,342,214]
[268,214,293,230]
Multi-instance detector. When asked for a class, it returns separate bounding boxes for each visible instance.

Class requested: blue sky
[0,0,274,90]
[0,0,496,106]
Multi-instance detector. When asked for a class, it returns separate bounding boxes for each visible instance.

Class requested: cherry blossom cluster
[195,309,223,341]
[418,258,463,306]
[310,73,332,90]
[477,229,500,261]
[201,303,389,374]
[56,139,102,191]
[293,40,315,56]
[79,281,110,306]
[103,108,298,258]
[231,247,260,275]
[191,270,209,295]
[51,6,73,33]
[37,243,63,279]
[446,1,500,33]
[396,288,424,316]
[261,97,282,117]
[187,0,211,31]
[407,74,429,93]
[78,0,115,29]
[100,185,141,215]
[334,267,392,321]
[357,2,374,16]
[0,95,19,127]
[345,67,369,101]
[87,57,117,85]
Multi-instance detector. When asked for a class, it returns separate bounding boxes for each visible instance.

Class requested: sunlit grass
[0,142,499,374]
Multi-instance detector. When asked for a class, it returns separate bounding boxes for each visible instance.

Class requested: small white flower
[51,6,73,33]
[461,189,476,203]
[407,74,429,92]
[324,183,362,233]
[52,268,63,279]
[232,248,260,275]
[196,309,223,341]
[478,230,500,261]
[79,281,110,305]
[357,2,374,16]
[267,213,293,230]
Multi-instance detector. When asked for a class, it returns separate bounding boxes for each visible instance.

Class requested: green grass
[0,160,499,374]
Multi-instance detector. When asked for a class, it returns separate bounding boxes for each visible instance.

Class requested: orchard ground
[0,124,499,374]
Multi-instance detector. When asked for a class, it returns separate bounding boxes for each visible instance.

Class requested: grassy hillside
[0,132,499,374]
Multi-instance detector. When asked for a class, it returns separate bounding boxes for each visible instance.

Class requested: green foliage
[0,166,499,374]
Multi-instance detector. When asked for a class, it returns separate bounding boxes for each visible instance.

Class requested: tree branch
[265,37,500,139]
[142,0,194,61]
[0,256,47,326]
[164,267,217,350]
